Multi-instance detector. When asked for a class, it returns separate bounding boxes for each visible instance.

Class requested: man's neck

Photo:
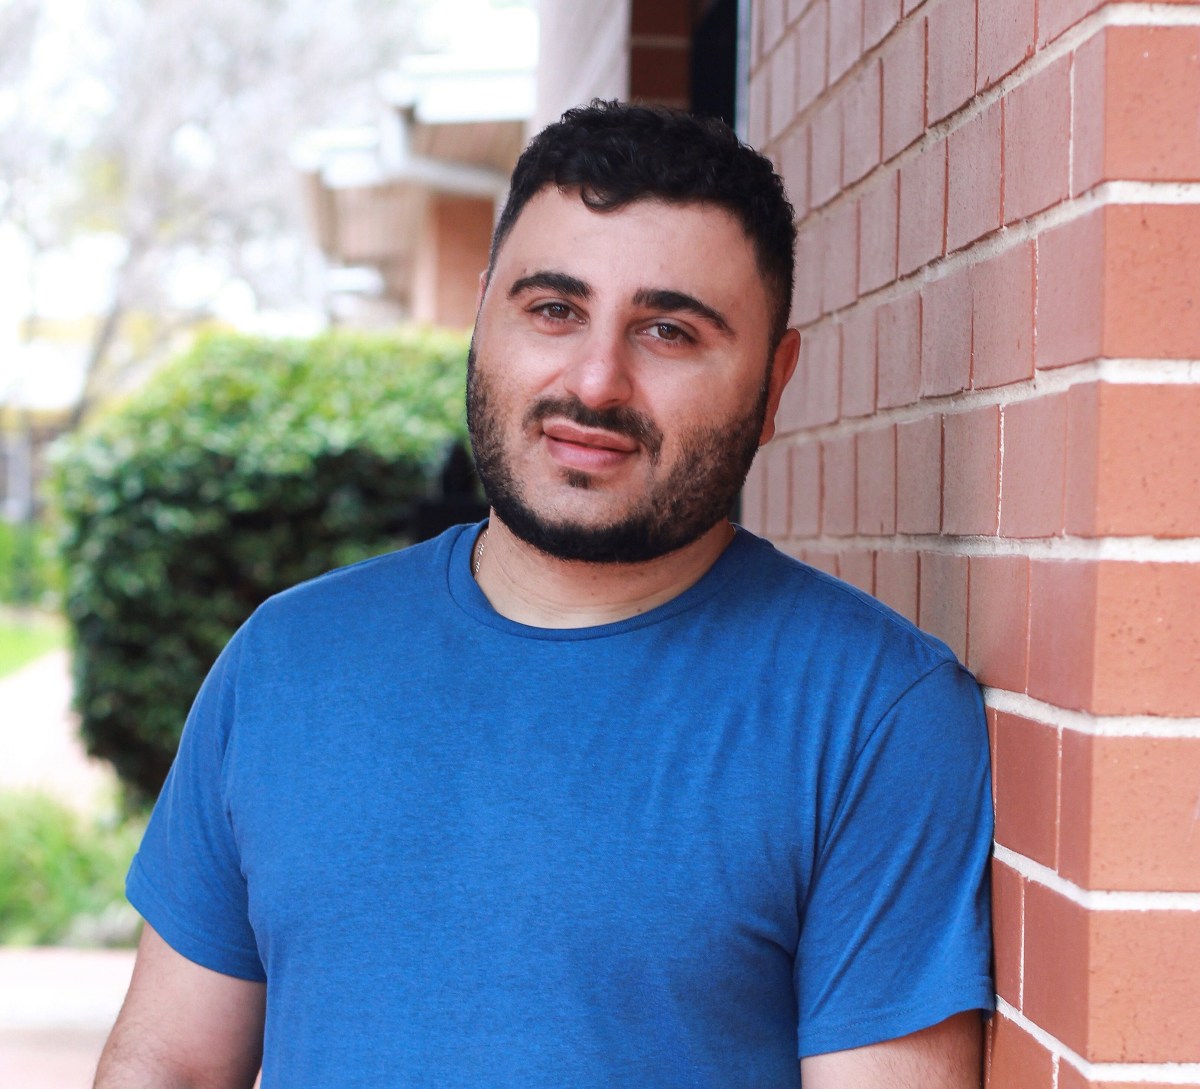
[473,515,735,629]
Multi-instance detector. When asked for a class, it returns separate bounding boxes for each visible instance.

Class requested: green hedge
[55,329,470,803]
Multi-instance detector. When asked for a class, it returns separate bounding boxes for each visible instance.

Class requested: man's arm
[95,924,265,1089]
[800,1012,983,1089]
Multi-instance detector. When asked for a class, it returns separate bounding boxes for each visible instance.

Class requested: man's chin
[492,500,701,566]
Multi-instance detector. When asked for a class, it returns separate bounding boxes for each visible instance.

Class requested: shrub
[55,329,471,802]
[0,518,60,607]
[0,792,146,946]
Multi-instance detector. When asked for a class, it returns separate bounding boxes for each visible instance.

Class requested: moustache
[524,397,664,464]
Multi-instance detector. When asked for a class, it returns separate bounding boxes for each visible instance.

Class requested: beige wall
[534,0,631,129]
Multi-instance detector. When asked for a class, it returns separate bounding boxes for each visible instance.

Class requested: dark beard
[466,344,768,564]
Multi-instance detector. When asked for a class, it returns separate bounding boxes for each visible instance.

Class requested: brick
[856,425,896,534]
[999,392,1067,538]
[947,99,1001,252]
[864,0,901,50]
[859,168,898,293]
[741,461,767,533]
[942,406,1000,535]
[631,0,690,36]
[1039,0,1103,48]
[1036,209,1104,370]
[822,433,857,536]
[790,441,822,537]
[1067,384,1200,538]
[1092,562,1200,716]
[843,60,882,185]
[779,125,810,219]
[993,712,1059,867]
[1064,383,1100,537]
[882,15,926,160]
[1099,27,1200,183]
[977,0,1035,90]
[629,45,690,102]
[967,554,1029,692]
[1023,882,1090,1054]
[1028,560,1097,711]
[1031,560,1200,716]
[829,0,864,84]
[747,72,770,150]
[839,549,875,593]
[920,265,971,396]
[898,139,946,275]
[1071,30,1106,196]
[987,1014,1055,1089]
[821,199,860,313]
[1061,733,1200,892]
[971,242,1034,389]
[918,550,968,659]
[896,414,942,534]
[762,441,792,539]
[991,860,1024,1007]
[803,548,840,577]
[777,320,839,431]
[1003,54,1071,221]
[840,304,877,417]
[810,99,843,208]
[767,39,798,140]
[792,219,823,325]
[1090,910,1200,1061]
[927,0,976,123]
[795,1,830,113]
[875,549,919,622]
[1106,204,1200,358]
[876,291,921,408]
[753,0,786,55]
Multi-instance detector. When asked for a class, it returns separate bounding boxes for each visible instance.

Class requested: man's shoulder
[730,530,961,676]
[246,523,470,633]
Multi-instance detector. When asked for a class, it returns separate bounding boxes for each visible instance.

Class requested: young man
[96,101,993,1088]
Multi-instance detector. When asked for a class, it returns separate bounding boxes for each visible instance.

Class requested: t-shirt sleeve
[125,628,266,982]
[794,659,994,1058]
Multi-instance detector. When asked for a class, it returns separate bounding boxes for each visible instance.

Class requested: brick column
[744,2,1200,1086]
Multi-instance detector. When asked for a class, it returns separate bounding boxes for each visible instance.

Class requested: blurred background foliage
[0,792,146,945]
[55,327,470,804]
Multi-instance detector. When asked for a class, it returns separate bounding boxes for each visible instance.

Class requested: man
[96,101,993,1088]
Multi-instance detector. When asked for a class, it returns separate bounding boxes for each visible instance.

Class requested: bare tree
[3,0,423,426]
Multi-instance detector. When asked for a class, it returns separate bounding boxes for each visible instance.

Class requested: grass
[0,791,147,946]
[0,611,65,680]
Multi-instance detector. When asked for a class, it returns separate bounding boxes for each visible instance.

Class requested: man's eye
[649,322,689,343]
[535,302,574,321]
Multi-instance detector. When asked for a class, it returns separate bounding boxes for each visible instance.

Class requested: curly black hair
[490,100,797,343]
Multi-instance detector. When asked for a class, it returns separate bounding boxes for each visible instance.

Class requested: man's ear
[758,328,801,445]
[475,269,489,311]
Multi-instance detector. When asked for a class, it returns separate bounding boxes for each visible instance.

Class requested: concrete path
[0,947,134,1088]
[0,649,117,810]
[1,651,131,1087]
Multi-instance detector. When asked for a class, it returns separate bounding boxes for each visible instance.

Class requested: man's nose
[561,326,635,409]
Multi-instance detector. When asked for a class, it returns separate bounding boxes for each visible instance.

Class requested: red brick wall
[744,2,1200,1086]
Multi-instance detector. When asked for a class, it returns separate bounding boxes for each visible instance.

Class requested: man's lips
[541,420,639,453]
[541,419,639,470]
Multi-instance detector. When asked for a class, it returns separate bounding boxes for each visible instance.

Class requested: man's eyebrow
[507,271,590,300]
[632,288,732,335]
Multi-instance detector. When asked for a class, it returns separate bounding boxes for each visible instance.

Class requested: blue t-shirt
[128,524,993,1087]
